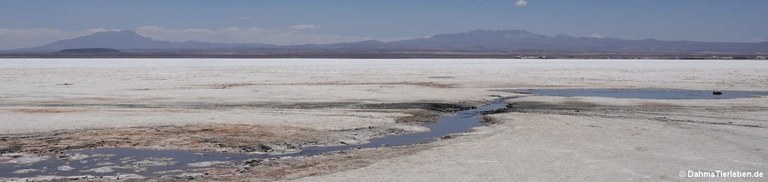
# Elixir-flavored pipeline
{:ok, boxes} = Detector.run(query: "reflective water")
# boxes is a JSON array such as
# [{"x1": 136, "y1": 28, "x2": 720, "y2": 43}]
[{"x1": 0, "y1": 100, "x2": 510, "y2": 178}]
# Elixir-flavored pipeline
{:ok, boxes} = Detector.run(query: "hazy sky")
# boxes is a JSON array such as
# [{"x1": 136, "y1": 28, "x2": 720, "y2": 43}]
[{"x1": 1, "y1": 0, "x2": 767, "y2": 49}]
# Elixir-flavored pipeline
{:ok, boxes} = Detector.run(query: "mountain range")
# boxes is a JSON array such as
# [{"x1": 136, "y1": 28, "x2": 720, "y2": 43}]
[
  {"x1": 12, "y1": 31, "x2": 274, "y2": 52},
  {"x1": 7, "y1": 29, "x2": 768, "y2": 55}
]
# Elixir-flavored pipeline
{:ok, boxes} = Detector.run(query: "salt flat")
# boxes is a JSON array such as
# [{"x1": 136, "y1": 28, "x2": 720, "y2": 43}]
[
  {"x1": 2, "y1": 59, "x2": 766, "y2": 133},
  {"x1": 1, "y1": 59, "x2": 767, "y2": 181}
]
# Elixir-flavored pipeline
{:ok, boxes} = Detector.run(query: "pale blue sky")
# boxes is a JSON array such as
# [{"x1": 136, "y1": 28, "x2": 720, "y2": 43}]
[{"x1": 0, "y1": 0, "x2": 766, "y2": 49}]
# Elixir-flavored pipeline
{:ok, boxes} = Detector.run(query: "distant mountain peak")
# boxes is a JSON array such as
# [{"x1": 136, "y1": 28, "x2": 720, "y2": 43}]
[
  {"x1": 364, "y1": 28, "x2": 768, "y2": 53},
  {"x1": 9, "y1": 28, "x2": 768, "y2": 54},
  {"x1": 467, "y1": 29, "x2": 530, "y2": 33},
  {"x1": 72, "y1": 30, "x2": 154, "y2": 42},
  {"x1": 89, "y1": 30, "x2": 144, "y2": 37},
  {"x1": 432, "y1": 29, "x2": 545, "y2": 40},
  {"x1": 13, "y1": 30, "x2": 275, "y2": 52}
]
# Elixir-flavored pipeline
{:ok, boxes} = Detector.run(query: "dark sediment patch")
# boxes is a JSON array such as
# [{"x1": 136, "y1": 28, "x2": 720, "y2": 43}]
[
  {"x1": 481, "y1": 115, "x2": 500, "y2": 125},
  {"x1": 0, "y1": 101, "x2": 477, "y2": 112},
  {"x1": 201, "y1": 81, "x2": 456, "y2": 89},
  {"x1": 428, "y1": 76, "x2": 455, "y2": 79},
  {"x1": 495, "y1": 88, "x2": 768, "y2": 99},
  {"x1": 358, "y1": 102, "x2": 476, "y2": 112},
  {"x1": 10, "y1": 108, "x2": 88, "y2": 114},
  {"x1": 507, "y1": 101, "x2": 766, "y2": 128},
  {"x1": 395, "y1": 110, "x2": 443, "y2": 125},
  {"x1": 0, "y1": 124, "x2": 336, "y2": 155}
]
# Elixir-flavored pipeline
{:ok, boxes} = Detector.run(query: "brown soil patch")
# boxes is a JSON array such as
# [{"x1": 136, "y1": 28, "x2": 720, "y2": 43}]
[
  {"x1": 0, "y1": 124, "x2": 340, "y2": 155},
  {"x1": 395, "y1": 109, "x2": 442, "y2": 125}
]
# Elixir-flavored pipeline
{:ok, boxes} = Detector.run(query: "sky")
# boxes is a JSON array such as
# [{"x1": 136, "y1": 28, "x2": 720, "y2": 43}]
[{"x1": 0, "y1": 0, "x2": 767, "y2": 49}]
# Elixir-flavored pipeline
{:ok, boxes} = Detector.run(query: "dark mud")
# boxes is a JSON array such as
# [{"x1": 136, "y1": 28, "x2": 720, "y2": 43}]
[
  {"x1": 359, "y1": 103, "x2": 476, "y2": 112},
  {"x1": 497, "y1": 89, "x2": 768, "y2": 99},
  {"x1": 200, "y1": 81, "x2": 457, "y2": 89},
  {"x1": 508, "y1": 101, "x2": 767, "y2": 128},
  {"x1": 0, "y1": 124, "x2": 335, "y2": 155},
  {"x1": 0, "y1": 101, "x2": 476, "y2": 112}
]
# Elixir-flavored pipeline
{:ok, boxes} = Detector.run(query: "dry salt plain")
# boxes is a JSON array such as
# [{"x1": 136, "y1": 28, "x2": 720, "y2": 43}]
[{"x1": 0, "y1": 59, "x2": 767, "y2": 181}]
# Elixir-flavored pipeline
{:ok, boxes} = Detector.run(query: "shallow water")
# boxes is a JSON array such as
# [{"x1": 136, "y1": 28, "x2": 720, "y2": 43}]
[
  {"x1": 496, "y1": 89, "x2": 768, "y2": 99},
  {"x1": 0, "y1": 100, "x2": 509, "y2": 179}
]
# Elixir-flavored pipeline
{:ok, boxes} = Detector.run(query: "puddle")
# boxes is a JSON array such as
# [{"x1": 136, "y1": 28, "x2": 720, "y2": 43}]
[
  {"x1": 0, "y1": 100, "x2": 510, "y2": 179},
  {"x1": 495, "y1": 89, "x2": 768, "y2": 99}
]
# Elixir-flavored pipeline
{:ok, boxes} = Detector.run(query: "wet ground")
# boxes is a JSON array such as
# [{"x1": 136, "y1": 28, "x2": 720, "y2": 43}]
[
  {"x1": 2, "y1": 59, "x2": 767, "y2": 181},
  {"x1": 0, "y1": 99, "x2": 510, "y2": 180},
  {"x1": 2, "y1": 88, "x2": 768, "y2": 180},
  {"x1": 497, "y1": 89, "x2": 768, "y2": 99}
]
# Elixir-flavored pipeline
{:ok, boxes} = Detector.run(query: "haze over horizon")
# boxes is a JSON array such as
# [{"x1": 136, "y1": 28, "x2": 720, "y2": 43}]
[{"x1": 1, "y1": 0, "x2": 767, "y2": 50}]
